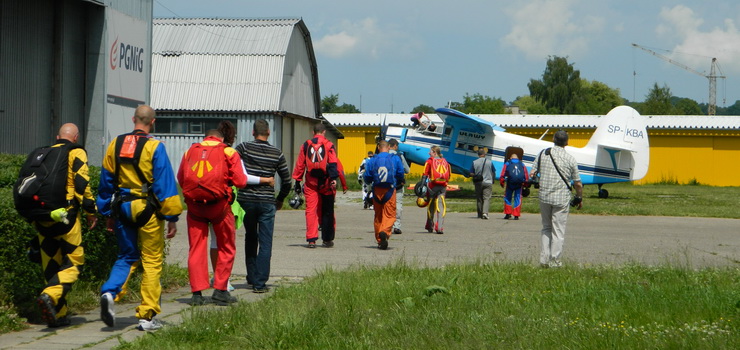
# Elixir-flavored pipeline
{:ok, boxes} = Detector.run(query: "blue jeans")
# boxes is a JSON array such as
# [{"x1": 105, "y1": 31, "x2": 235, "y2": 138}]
[{"x1": 240, "y1": 201, "x2": 276, "y2": 290}]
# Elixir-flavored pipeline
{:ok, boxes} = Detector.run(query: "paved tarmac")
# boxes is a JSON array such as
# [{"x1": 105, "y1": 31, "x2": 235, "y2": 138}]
[{"x1": 1, "y1": 191, "x2": 738, "y2": 349}]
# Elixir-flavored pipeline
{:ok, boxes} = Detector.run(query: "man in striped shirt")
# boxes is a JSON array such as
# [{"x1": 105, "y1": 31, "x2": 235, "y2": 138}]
[{"x1": 235, "y1": 119, "x2": 292, "y2": 293}]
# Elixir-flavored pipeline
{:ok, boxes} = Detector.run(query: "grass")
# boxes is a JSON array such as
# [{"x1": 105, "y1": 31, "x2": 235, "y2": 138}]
[{"x1": 118, "y1": 261, "x2": 740, "y2": 349}]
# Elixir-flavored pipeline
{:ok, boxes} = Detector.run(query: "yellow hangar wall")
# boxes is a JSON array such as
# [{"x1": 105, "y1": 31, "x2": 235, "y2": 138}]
[{"x1": 334, "y1": 126, "x2": 740, "y2": 187}]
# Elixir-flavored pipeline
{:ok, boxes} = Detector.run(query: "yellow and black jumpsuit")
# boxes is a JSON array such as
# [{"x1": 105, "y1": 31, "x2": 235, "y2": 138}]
[{"x1": 34, "y1": 139, "x2": 97, "y2": 320}]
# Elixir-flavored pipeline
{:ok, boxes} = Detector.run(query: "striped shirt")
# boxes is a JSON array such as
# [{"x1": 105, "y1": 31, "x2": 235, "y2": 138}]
[
  {"x1": 531, "y1": 146, "x2": 580, "y2": 206},
  {"x1": 234, "y1": 139, "x2": 292, "y2": 203}
]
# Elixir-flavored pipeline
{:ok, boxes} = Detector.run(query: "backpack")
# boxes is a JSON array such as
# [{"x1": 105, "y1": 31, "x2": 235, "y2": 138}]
[
  {"x1": 505, "y1": 161, "x2": 526, "y2": 187},
  {"x1": 305, "y1": 138, "x2": 329, "y2": 177},
  {"x1": 429, "y1": 158, "x2": 450, "y2": 185},
  {"x1": 371, "y1": 153, "x2": 396, "y2": 187},
  {"x1": 180, "y1": 142, "x2": 230, "y2": 203},
  {"x1": 14, "y1": 142, "x2": 81, "y2": 236},
  {"x1": 111, "y1": 132, "x2": 161, "y2": 228}
]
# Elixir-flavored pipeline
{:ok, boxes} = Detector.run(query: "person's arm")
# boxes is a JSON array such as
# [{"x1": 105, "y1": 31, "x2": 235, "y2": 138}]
[
  {"x1": 469, "y1": 162, "x2": 476, "y2": 177},
  {"x1": 499, "y1": 163, "x2": 507, "y2": 187},
  {"x1": 226, "y1": 147, "x2": 248, "y2": 188},
  {"x1": 523, "y1": 163, "x2": 530, "y2": 187},
  {"x1": 70, "y1": 148, "x2": 97, "y2": 229},
  {"x1": 292, "y1": 142, "x2": 307, "y2": 181},
  {"x1": 151, "y1": 142, "x2": 183, "y2": 220},
  {"x1": 573, "y1": 180, "x2": 583, "y2": 209},
  {"x1": 326, "y1": 142, "x2": 339, "y2": 182}
]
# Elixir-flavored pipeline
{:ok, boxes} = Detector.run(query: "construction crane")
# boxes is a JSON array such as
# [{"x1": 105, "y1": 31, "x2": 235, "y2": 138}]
[{"x1": 632, "y1": 43, "x2": 726, "y2": 115}]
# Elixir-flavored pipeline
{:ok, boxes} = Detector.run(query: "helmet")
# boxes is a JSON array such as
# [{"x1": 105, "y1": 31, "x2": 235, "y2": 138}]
[
  {"x1": 416, "y1": 196, "x2": 430, "y2": 208},
  {"x1": 522, "y1": 187, "x2": 531, "y2": 198},
  {"x1": 414, "y1": 182, "x2": 428, "y2": 198},
  {"x1": 288, "y1": 194, "x2": 304, "y2": 209}
]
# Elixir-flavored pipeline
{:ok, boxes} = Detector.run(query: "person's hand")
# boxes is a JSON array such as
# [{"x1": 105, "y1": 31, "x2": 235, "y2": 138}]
[
  {"x1": 330, "y1": 180, "x2": 337, "y2": 189},
  {"x1": 86, "y1": 214, "x2": 98, "y2": 230},
  {"x1": 166, "y1": 221, "x2": 177, "y2": 239},
  {"x1": 275, "y1": 199, "x2": 284, "y2": 211},
  {"x1": 106, "y1": 217, "x2": 116, "y2": 233},
  {"x1": 294, "y1": 181, "x2": 302, "y2": 194},
  {"x1": 265, "y1": 177, "x2": 275, "y2": 187}
]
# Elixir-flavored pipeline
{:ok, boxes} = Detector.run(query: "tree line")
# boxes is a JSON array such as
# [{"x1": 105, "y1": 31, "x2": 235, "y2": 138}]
[{"x1": 322, "y1": 56, "x2": 739, "y2": 116}]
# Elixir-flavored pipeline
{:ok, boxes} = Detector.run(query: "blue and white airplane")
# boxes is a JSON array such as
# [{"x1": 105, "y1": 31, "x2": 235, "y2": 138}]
[{"x1": 384, "y1": 106, "x2": 650, "y2": 198}]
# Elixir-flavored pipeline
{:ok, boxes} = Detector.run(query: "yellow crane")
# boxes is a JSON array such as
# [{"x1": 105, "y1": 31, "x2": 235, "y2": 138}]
[{"x1": 632, "y1": 43, "x2": 726, "y2": 115}]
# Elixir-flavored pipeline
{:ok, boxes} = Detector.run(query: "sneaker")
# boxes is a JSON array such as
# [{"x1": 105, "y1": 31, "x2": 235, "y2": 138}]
[
  {"x1": 378, "y1": 232, "x2": 388, "y2": 250},
  {"x1": 191, "y1": 294, "x2": 205, "y2": 306},
  {"x1": 436, "y1": 229, "x2": 444, "y2": 234},
  {"x1": 425, "y1": 221, "x2": 433, "y2": 233},
  {"x1": 322, "y1": 240, "x2": 334, "y2": 248},
  {"x1": 253, "y1": 287, "x2": 270, "y2": 294},
  {"x1": 51, "y1": 315, "x2": 71, "y2": 328},
  {"x1": 393, "y1": 228, "x2": 402, "y2": 235},
  {"x1": 482, "y1": 214, "x2": 489, "y2": 220},
  {"x1": 210, "y1": 277, "x2": 235, "y2": 292},
  {"x1": 307, "y1": 241, "x2": 316, "y2": 249},
  {"x1": 100, "y1": 292, "x2": 116, "y2": 327},
  {"x1": 137, "y1": 318, "x2": 163, "y2": 331},
  {"x1": 504, "y1": 214, "x2": 511, "y2": 220},
  {"x1": 549, "y1": 260, "x2": 563, "y2": 268},
  {"x1": 37, "y1": 293, "x2": 57, "y2": 327},
  {"x1": 514, "y1": 216, "x2": 519, "y2": 220},
  {"x1": 212, "y1": 289, "x2": 237, "y2": 305}
]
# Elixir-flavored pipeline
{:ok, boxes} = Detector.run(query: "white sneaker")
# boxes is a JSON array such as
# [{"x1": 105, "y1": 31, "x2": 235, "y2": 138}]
[
  {"x1": 137, "y1": 318, "x2": 163, "y2": 331},
  {"x1": 482, "y1": 214, "x2": 489, "y2": 220},
  {"x1": 210, "y1": 277, "x2": 235, "y2": 292},
  {"x1": 100, "y1": 292, "x2": 115, "y2": 327}
]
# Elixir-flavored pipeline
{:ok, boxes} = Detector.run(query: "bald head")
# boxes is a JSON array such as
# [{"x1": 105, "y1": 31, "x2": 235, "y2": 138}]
[
  {"x1": 133, "y1": 105, "x2": 156, "y2": 127},
  {"x1": 57, "y1": 123, "x2": 79, "y2": 143}
]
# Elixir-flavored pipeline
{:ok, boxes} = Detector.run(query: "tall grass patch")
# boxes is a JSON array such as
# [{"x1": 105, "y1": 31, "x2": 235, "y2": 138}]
[{"x1": 119, "y1": 262, "x2": 740, "y2": 349}]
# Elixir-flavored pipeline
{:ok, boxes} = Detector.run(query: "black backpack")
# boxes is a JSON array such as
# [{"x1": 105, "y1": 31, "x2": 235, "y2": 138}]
[{"x1": 14, "y1": 142, "x2": 81, "y2": 235}]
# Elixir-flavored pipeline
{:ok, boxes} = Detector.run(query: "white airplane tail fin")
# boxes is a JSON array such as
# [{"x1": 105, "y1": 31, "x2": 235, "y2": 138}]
[{"x1": 585, "y1": 106, "x2": 649, "y2": 181}]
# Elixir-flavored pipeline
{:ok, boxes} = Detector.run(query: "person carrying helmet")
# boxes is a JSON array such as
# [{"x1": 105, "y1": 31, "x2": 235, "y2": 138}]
[
  {"x1": 363, "y1": 140, "x2": 405, "y2": 250},
  {"x1": 234, "y1": 119, "x2": 292, "y2": 294},
  {"x1": 292, "y1": 123, "x2": 339, "y2": 248},
  {"x1": 423, "y1": 146, "x2": 451, "y2": 234}
]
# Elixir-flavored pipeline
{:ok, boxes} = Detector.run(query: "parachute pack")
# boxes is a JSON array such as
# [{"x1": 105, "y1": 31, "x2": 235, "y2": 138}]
[
  {"x1": 429, "y1": 158, "x2": 450, "y2": 185},
  {"x1": 505, "y1": 161, "x2": 526, "y2": 187},
  {"x1": 14, "y1": 143, "x2": 81, "y2": 235},
  {"x1": 180, "y1": 142, "x2": 230, "y2": 203},
  {"x1": 305, "y1": 138, "x2": 328, "y2": 177},
  {"x1": 370, "y1": 153, "x2": 396, "y2": 187}
]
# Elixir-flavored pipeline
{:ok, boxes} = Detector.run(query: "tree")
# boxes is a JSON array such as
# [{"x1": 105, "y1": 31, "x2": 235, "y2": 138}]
[
  {"x1": 575, "y1": 80, "x2": 623, "y2": 114},
  {"x1": 321, "y1": 94, "x2": 360, "y2": 113},
  {"x1": 512, "y1": 95, "x2": 547, "y2": 114},
  {"x1": 449, "y1": 93, "x2": 506, "y2": 114},
  {"x1": 411, "y1": 104, "x2": 436, "y2": 114},
  {"x1": 725, "y1": 100, "x2": 740, "y2": 115},
  {"x1": 674, "y1": 97, "x2": 702, "y2": 115},
  {"x1": 528, "y1": 56, "x2": 582, "y2": 114},
  {"x1": 640, "y1": 83, "x2": 676, "y2": 115}
]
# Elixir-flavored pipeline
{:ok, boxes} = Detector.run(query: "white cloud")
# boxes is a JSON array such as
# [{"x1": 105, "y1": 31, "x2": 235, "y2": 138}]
[
  {"x1": 501, "y1": 0, "x2": 605, "y2": 61},
  {"x1": 657, "y1": 5, "x2": 740, "y2": 74},
  {"x1": 313, "y1": 18, "x2": 422, "y2": 60}
]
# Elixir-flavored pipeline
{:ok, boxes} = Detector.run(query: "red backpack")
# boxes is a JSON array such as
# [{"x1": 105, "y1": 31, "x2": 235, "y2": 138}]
[
  {"x1": 305, "y1": 138, "x2": 329, "y2": 177},
  {"x1": 180, "y1": 142, "x2": 230, "y2": 203},
  {"x1": 429, "y1": 158, "x2": 451, "y2": 185}
]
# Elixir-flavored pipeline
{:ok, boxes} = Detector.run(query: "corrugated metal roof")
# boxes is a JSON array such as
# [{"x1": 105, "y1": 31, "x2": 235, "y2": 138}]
[
  {"x1": 153, "y1": 18, "x2": 299, "y2": 55},
  {"x1": 323, "y1": 113, "x2": 740, "y2": 130}
]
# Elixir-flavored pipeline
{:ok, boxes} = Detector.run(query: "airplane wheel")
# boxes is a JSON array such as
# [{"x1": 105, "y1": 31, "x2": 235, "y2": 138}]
[{"x1": 598, "y1": 189, "x2": 609, "y2": 198}]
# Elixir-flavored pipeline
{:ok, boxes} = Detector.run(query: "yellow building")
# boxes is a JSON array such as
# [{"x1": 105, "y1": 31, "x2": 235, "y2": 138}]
[{"x1": 325, "y1": 113, "x2": 740, "y2": 187}]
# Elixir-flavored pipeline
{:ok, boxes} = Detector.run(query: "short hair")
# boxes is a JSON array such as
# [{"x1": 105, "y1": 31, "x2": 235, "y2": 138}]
[
  {"x1": 134, "y1": 105, "x2": 156, "y2": 126},
  {"x1": 377, "y1": 140, "x2": 389, "y2": 150},
  {"x1": 367, "y1": 151, "x2": 374, "y2": 156},
  {"x1": 477, "y1": 148, "x2": 486, "y2": 156},
  {"x1": 253, "y1": 119, "x2": 270, "y2": 136},
  {"x1": 206, "y1": 129, "x2": 223, "y2": 138},
  {"x1": 313, "y1": 123, "x2": 326, "y2": 134},
  {"x1": 388, "y1": 138, "x2": 399, "y2": 147},
  {"x1": 553, "y1": 130, "x2": 569, "y2": 147}
]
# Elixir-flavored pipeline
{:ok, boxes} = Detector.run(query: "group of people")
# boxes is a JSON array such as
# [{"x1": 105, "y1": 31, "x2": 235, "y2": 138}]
[{"x1": 21, "y1": 105, "x2": 583, "y2": 331}]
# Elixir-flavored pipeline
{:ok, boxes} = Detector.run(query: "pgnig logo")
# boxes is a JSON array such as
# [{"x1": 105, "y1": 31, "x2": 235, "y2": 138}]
[{"x1": 109, "y1": 37, "x2": 144, "y2": 72}]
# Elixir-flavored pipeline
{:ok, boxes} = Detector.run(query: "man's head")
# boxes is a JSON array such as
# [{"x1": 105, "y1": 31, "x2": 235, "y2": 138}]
[
  {"x1": 253, "y1": 119, "x2": 270, "y2": 137},
  {"x1": 477, "y1": 148, "x2": 486, "y2": 157},
  {"x1": 388, "y1": 138, "x2": 399, "y2": 150},
  {"x1": 133, "y1": 105, "x2": 156, "y2": 127},
  {"x1": 205, "y1": 129, "x2": 224, "y2": 141},
  {"x1": 377, "y1": 140, "x2": 389, "y2": 152},
  {"x1": 367, "y1": 151, "x2": 374, "y2": 158},
  {"x1": 313, "y1": 122, "x2": 326, "y2": 135},
  {"x1": 553, "y1": 130, "x2": 569, "y2": 147},
  {"x1": 57, "y1": 123, "x2": 79, "y2": 143}
]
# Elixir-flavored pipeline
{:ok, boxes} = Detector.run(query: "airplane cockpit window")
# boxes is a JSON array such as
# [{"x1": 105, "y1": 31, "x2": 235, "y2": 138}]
[{"x1": 443, "y1": 126, "x2": 452, "y2": 137}]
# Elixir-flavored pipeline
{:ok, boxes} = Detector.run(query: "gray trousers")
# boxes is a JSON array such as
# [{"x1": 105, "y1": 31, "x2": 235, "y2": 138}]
[
  {"x1": 393, "y1": 188, "x2": 403, "y2": 230},
  {"x1": 474, "y1": 182, "x2": 492, "y2": 218},
  {"x1": 539, "y1": 202, "x2": 570, "y2": 266}
]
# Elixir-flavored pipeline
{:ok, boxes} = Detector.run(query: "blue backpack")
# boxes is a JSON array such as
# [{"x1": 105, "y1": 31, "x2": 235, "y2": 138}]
[
  {"x1": 371, "y1": 153, "x2": 396, "y2": 188},
  {"x1": 505, "y1": 160, "x2": 526, "y2": 187}
]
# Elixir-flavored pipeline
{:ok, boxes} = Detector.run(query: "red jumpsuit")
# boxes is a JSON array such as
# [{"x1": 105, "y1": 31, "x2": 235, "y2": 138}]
[{"x1": 292, "y1": 134, "x2": 339, "y2": 242}]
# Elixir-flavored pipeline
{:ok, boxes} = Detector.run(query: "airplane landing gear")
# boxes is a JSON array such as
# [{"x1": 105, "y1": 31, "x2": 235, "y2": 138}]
[{"x1": 597, "y1": 184, "x2": 609, "y2": 198}]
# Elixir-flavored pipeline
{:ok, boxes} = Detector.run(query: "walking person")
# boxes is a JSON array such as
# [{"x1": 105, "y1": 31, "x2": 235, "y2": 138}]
[
  {"x1": 235, "y1": 119, "x2": 292, "y2": 293},
  {"x1": 358, "y1": 151, "x2": 374, "y2": 209},
  {"x1": 469, "y1": 148, "x2": 495, "y2": 220},
  {"x1": 96, "y1": 105, "x2": 183, "y2": 331},
  {"x1": 423, "y1": 146, "x2": 451, "y2": 234},
  {"x1": 317, "y1": 158, "x2": 348, "y2": 247},
  {"x1": 178, "y1": 129, "x2": 266, "y2": 305},
  {"x1": 530, "y1": 130, "x2": 583, "y2": 268},
  {"x1": 292, "y1": 123, "x2": 339, "y2": 248},
  {"x1": 16, "y1": 123, "x2": 98, "y2": 327},
  {"x1": 500, "y1": 153, "x2": 529, "y2": 220},
  {"x1": 388, "y1": 139, "x2": 409, "y2": 234},
  {"x1": 363, "y1": 140, "x2": 405, "y2": 249}
]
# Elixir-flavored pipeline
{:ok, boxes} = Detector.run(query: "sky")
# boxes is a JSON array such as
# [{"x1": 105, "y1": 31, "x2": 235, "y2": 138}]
[{"x1": 153, "y1": 0, "x2": 740, "y2": 114}]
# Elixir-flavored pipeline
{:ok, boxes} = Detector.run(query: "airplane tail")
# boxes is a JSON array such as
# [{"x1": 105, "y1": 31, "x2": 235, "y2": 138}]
[{"x1": 584, "y1": 106, "x2": 649, "y2": 181}]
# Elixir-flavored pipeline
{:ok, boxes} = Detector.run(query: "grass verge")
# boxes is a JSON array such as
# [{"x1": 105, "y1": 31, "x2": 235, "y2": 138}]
[{"x1": 117, "y1": 261, "x2": 740, "y2": 349}]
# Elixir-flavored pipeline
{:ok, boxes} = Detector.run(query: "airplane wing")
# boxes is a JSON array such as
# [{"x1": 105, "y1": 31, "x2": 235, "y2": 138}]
[{"x1": 435, "y1": 108, "x2": 506, "y2": 133}]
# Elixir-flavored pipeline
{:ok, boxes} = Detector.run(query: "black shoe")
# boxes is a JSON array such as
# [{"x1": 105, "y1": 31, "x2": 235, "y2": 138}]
[
  {"x1": 191, "y1": 294, "x2": 205, "y2": 306},
  {"x1": 436, "y1": 230, "x2": 444, "y2": 234},
  {"x1": 378, "y1": 232, "x2": 388, "y2": 250},
  {"x1": 504, "y1": 214, "x2": 511, "y2": 220},
  {"x1": 37, "y1": 293, "x2": 57, "y2": 327},
  {"x1": 212, "y1": 289, "x2": 237, "y2": 305},
  {"x1": 50, "y1": 315, "x2": 71, "y2": 328},
  {"x1": 514, "y1": 216, "x2": 519, "y2": 220},
  {"x1": 307, "y1": 241, "x2": 316, "y2": 248},
  {"x1": 393, "y1": 228, "x2": 402, "y2": 235},
  {"x1": 253, "y1": 287, "x2": 270, "y2": 294},
  {"x1": 322, "y1": 240, "x2": 334, "y2": 248}
]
